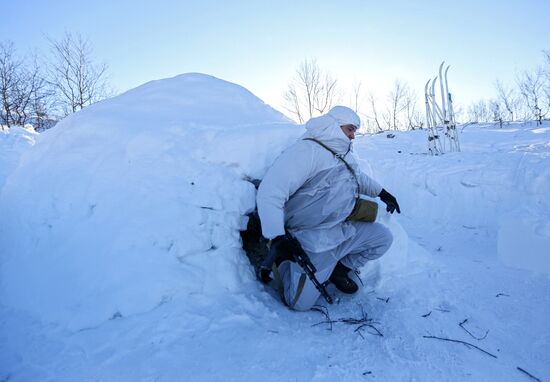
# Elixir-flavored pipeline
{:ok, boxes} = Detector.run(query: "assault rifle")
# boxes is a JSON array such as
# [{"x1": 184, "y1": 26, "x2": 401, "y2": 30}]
[{"x1": 260, "y1": 232, "x2": 333, "y2": 305}]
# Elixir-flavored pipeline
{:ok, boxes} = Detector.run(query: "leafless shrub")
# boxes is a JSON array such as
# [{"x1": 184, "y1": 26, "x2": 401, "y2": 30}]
[
  {"x1": 47, "y1": 32, "x2": 112, "y2": 117},
  {"x1": 0, "y1": 41, "x2": 49, "y2": 128},
  {"x1": 283, "y1": 58, "x2": 339, "y2": 123},
  {"x1": 516, "y1": 66, "x2": 547, "y2": 125}
]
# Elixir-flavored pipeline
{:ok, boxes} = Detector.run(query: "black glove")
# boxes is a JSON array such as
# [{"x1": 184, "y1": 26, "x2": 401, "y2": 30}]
[
  {"x1": 269, "y1": 235, "x2": 298, "y2": 263},
  {"x1": 259, "y1": 235, "x2": 298, "y2": 283},
  {"x1": 378, "y1": 188, "x2": 401, "y2": 214}
]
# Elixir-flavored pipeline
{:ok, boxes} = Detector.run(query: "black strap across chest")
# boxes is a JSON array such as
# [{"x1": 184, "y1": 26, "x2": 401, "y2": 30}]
[{"x1": 302, "y1": 138, "x2": 360, "y2": 192}]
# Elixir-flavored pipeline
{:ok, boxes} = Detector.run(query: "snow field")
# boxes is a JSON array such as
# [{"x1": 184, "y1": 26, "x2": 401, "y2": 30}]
[
  {"x1": 0, "y1": 74, "x2": 549, "y2": 381},
  {"x1": 358, "y1": 125, "x2": 550, "y2": 275}
]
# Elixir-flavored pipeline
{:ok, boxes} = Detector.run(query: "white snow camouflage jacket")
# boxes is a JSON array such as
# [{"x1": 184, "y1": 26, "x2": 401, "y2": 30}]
[{"x1": 257, "y1": 106, "x2": 383, "y2": 253}]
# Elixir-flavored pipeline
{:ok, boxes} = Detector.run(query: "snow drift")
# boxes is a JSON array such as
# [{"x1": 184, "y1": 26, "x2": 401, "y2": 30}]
[{"x1": 0, "y1": 73, "x2": 299, "y2": 330}]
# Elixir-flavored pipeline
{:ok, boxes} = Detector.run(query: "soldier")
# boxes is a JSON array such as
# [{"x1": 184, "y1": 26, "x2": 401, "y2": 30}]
[{"x1": 257, "y1": 106, "x2": 400, "y2": 310}]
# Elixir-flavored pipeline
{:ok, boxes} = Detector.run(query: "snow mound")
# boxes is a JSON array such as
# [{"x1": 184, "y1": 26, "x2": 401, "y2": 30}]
[{"x1": 0, "y1": 73, "x2": 299, "y2": 330}]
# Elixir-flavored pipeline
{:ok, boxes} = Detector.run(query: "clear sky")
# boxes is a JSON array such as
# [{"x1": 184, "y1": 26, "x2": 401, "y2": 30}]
[{"x1": 2, "y1": 0, "x2": 549, "y2": 114}]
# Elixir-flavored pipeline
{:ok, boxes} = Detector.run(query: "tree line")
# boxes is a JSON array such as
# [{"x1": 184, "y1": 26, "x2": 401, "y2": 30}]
[
  {"x1": 283, "y1": 58, "x2": 422, "y2": 133},
  {"x1": 3, "y1": 36, "x2": 548, "y2": 133},
  {"x1": 284, "y1": 53, "x2": 550, "y2": 132},
  {"x1": 0, "y1": 32, "x2": 111, "y2": 131},
  {"x1": 468, "y1": 51, "x2": 550, "y2": 125}
]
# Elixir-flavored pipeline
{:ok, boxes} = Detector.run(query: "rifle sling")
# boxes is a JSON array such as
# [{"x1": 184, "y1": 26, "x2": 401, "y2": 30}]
[
  {"x1": 290, "y1": 274, "x2": 307, "y2": 309},
  {"x1": 303, "y1": 138, "x2": 360, "y2": 197},
  {"x1": 272, "y1": 262, "x2": 308, "y2": 309}
]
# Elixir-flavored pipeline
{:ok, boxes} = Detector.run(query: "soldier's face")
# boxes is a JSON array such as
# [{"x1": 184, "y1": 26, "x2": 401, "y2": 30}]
[{"x1": 340, "y1": 124, "x2": 357, "y2": 140}]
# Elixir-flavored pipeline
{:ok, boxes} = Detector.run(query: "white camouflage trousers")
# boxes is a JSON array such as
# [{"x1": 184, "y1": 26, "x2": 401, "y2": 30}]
[{"x1": 277, "y1": 221, "x2": 393, "y2": 311}]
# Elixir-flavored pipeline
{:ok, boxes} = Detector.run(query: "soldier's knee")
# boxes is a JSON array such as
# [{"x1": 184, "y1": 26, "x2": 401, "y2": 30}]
[
  {"x1": 374, "y1": 224, "x2": 393, "y2": 258},
  {"x1": 382, "y1": 226, "x2": 393, "y2": 248}
]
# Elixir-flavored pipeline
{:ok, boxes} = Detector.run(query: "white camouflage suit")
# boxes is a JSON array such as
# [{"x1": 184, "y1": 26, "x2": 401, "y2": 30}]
[{"x1": 257, "y1": 106, "x2": 393, "y2": 310}]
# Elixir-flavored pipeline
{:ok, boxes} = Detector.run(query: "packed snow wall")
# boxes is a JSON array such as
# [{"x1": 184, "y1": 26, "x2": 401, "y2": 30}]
[{"x1": 0, "y1": 73, "x2": 300, "y2": 330}]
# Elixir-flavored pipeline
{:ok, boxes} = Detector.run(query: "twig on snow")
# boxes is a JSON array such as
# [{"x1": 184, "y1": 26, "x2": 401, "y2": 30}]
[
  {"x1": 496, "y1": 293, "x2": 510, "y2": 298},
  {"x1": 312, "y1": 305, "x2": 383, "y2": 337},
  {"x1": 422, "y1": 311, "x2": 432, "y2": 318},
  {"x1": 311, "y1": 320, "x2": 337, "y2": 330},
  {"x1": 423, "y1": 335, "x2": 498, "y2": 359},
  {"x1": 311, "y1": 305, "x2": 333, "y2": 331},
  {"x1": 517, "y1": 366, "x2": 542, "y2": 382},
  {"x1": 355, "y1": 323, "x2": 383, "y2": 337},
  {"x1": 353, "y1": 304, "x2": 382, "y2": 337},
  {"x1": 359, "y1": 303, "x2": 366, "y2": 317},
  {"x1": 341, "y1": 307, "x2": 383, "y2": 338},
  {"x1": 459, "y1": 318, "x2": 489, "y2": 340}
]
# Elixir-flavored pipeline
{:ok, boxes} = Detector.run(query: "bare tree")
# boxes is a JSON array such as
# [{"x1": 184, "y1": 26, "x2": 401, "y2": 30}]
[
  {"x1": 542, "y1": 50, "x2": 550, "y2": 117},
  {"x1": 383, "y1": 80, "x2": 410, "y2": 130},
  {"x1": 351, "y1": 80, "x2": 362, "y2": 113},
  {"x1": 543, "y1": 50, "x2": 550, "y2": 81},
  {"x1": 403, "y1": 86, "x2": 421, "y2": 130},
  {"x1": 516, "y1": 67, "x2": 547, "y2": 125},
  {"x1": 283, "y1": 58, "x2": 338, "y2": 123},
  {"x1": 494, "y1": 79, "x2": 520, "y2": 121},
  {"x1": 14, "y1": 55, "x2": 50, "y2": 126},
  {"x1": 47, "y1": 32, "x2": 111, "y2": 117},
  {"x1": 452, "y1": 104, "x2": 465, "y2": 123},
  {"x1": 27, "y1": 56, "x2": 52, "y2": 130},
  {"x1": 0, "y1": 41, "x2": 21, "y2": 127},
  {"x1": 314, "y1": 74, "x2": 338, "y2": 115},
  {"x1": 489, "y1": 99, "x2": 505, "y2": 127},
  {"x1": 467, "y1": 99, "x2": 491, "y2": 122},
  {"x1": 283, "y1": 84, "x2": 303, "y2": 124},
  {"x1": 0, "y1": 42, "x2": 49, "y2": 128},
  {"x1": 367, "y1": 92, "x2": 383, "y2": 132}
]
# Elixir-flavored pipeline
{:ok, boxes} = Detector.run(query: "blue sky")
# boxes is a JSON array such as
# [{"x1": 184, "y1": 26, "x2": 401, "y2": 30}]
[{"x1": 2, "y1": 0, "x2": 549, "y2": 113}]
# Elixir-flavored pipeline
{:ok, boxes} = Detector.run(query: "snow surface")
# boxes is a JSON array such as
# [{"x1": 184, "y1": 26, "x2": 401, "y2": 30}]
[
  {"x1": 0, "y1": 126, "x2": 37, "y2": 190},
  {"x1": 1, "y1": 74, "x2": 549, "y2": 381}
]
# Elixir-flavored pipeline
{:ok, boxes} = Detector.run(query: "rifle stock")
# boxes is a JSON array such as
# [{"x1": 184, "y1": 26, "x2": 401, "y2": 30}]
[
  {"x1": 258, "y1": 233, "x2": 333, "y2": 305},
  {"x1": 285, "y1": 233, "x2": 333, "y2": 305}
]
